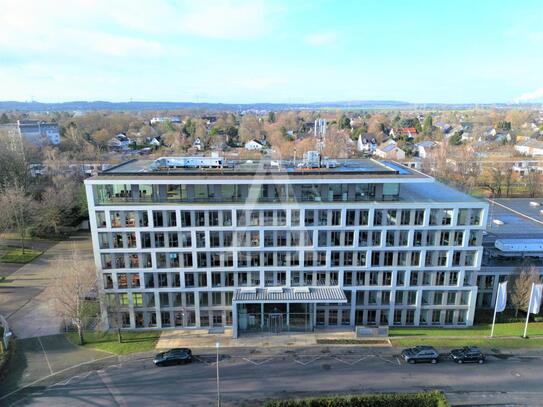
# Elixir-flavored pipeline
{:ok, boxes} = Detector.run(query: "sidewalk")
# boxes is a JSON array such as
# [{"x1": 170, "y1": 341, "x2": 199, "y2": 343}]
[{"x1": 156, "y1": 328, "x2": 391, "y2": 350}]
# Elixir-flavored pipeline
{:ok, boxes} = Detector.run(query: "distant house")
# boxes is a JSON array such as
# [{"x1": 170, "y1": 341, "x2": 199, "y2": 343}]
[
  {"x1": 512, "y1": 160, "x2": 543, "y2": 176},
  {"x1": 390, "y1": 127, "x2": 418, "y2": 139},
  {"x1": 15, "y1": 120, "x2": 60, "y2": 145},
  {"x1": 401, "y1": 157, "x2": 423, "y2": 170},
  {"x1": 193, "y1": 137, "x2": 202, "y2": 151},
  {"x1": 435, "y1": 122, "x2": 452, "y2": 134},
  {"x1": 515, "y1": 139, "x2": 543, "y2": 157},
  {"x1": 415, "y1": 140, "x2": 439, "y2": 159},
  {"x1": 148, "y1": 137, "x2": 161, "y2": 147},
  {"x1": 244, "y1": 139, "x2": 264, "y2": 151},
  {"x1": 375, "y1": 140, "x2": 406, "y2": 160},
  {"x1": 107, "y1": 133, "x2": 134, "y2": 152},
  {"x1": 357, "y1": 134, "x2": 377, "y2": 154},
  {"x1": 150, "y1": 116, "x2": 181, "y2": 125}
]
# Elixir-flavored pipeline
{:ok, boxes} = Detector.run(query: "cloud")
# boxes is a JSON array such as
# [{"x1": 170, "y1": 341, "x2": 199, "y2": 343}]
[
  {"x1": 305, "y1": 32, "x2": 338, "y2": 46},
  {"x1": 515, "y1": 88, "x2": 543, "y2": 103},
  {"x1": 180, "y1": 0, "x2": 276, "y2": 39}
]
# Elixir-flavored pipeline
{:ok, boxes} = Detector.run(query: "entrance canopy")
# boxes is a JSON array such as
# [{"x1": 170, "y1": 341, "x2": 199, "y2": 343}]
[{"x1": 233, "y1": 287, "x2": 347, "y2": 304}]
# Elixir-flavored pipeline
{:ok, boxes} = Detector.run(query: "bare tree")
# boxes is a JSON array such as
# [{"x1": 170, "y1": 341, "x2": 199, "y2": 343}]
[
  {"x1": 510, "y1": 266, "x2": 541, "y2": 316},
  {"x1": 0, "y1": 183, "x2": 35, "y2": 253},
  {"x1": 48, "y1": 249, "x2": 98, "y2": 345},
  {"x1": 102, "y1": 293, "x2": 125, "y2": 343},
  {"x1": 525, "y1": 171, "x2": 541, "y2": 198}
]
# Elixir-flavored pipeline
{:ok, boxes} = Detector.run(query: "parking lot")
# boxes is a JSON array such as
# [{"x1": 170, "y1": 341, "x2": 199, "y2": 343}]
[{"x1": 8, "y1": 346, "x2": 543, "y2": 407}]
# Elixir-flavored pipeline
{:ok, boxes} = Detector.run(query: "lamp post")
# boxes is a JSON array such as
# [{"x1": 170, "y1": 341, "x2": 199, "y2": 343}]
[{"x1": 216, "y1": 341, "x2": 220, "y2": 407}]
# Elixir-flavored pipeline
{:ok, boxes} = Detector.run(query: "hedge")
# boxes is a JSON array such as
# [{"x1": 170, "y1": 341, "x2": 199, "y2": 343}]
[{"x1": 264, "y1": 391, "x2": 449, "y2": 407}]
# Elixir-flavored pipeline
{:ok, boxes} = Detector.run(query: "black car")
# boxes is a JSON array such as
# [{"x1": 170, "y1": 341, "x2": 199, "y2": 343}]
[
  {"x1": 401, "y1": 346, "x2": 440, "y2": 364},
  {"x1": 153, "y1": 348, "x2": 193, "y2": 367},
  {"x1": 449, "y1": 346, "x2": 485, "y2": 364}
]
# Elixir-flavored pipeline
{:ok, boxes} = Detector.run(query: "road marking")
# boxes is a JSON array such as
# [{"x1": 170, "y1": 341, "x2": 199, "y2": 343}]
[
  {"x1": 396, "y1": 357, "x2": 401, "y2": 365},
  {"x1": 333, "y1": 356, "x2": 368, "y2": 366},
  {"x1": 242, "y1": 357, "x2": 274, "y2": 365},
  {"x1": 294, "y1": 356, "x2": 323, "y2": 366},
  {"x1": 0, "y1": 354, "x2": 117, "y2": 402},
  {"x1": 37, "y1": 337, "x2": 54, "y2": 375}
]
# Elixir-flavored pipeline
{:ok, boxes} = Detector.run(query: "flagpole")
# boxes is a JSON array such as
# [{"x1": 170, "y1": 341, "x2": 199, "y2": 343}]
[
  {"x1": 490, "y1": 295, "x2": 498, "y2": 338},
  {"x1": 523, "y1": 283, "x2": 534, "y2": 338}
]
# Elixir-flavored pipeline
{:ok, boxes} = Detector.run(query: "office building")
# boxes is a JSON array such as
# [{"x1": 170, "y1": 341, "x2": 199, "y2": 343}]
[{"x1": 85, "y1": 155, "x2": 488, "y2": 337}]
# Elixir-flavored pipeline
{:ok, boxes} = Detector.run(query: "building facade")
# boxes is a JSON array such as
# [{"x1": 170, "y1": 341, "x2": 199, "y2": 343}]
[{"x1": 85, "y1": 156, "x2": 488, "y2": 337}]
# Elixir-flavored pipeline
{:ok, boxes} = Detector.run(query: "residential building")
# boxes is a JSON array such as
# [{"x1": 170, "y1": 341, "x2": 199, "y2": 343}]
[
  {"x1": 357, "y1": 134, "x2": 377, "y2": 154},
  {"x1": 515, "y1": 139, "x2": 543, "y2": 157},
  {"x1": 415, "y1": 140, "x2": 439, "y2": 159},
  {"x1": 85, "y1": 155, "x2": 488, "y2": 336},
  {"x1": 6, "y1": 120, "x2": 61, "y2": 145},
  {"x1": 150, "y1": 116, "x2": 181, "y2": 125},
  {"x1": 244, "y1": 139, "x2": 264, "y2": 151},
  {"x1": 375, "y1": 140, "x2": 406, "y2": 160},
  {"x1": 108, "y1": 133, "x2": 134, "y2": 152}
]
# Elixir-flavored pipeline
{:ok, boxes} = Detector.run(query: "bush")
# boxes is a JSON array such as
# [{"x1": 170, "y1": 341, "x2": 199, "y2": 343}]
[
  {"x1": 474, "y1": 309, "x2": 526, "y2": 324},
  {"x1": 264, "y1": 391, "x2": 449, "y2": 407}
]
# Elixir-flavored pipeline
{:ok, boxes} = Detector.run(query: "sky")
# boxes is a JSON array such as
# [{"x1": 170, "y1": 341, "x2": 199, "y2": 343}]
[{"x1": 0, "y1": 0, "x2": 543, "y2": 104}]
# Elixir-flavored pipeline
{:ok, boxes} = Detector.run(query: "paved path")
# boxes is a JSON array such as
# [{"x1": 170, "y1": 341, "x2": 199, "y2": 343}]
[
  {"x1": 0, "y1": 234, "x2": 92, "y2": 339},
  {"x1": 6, "y1": 346, "x2": 543, "y2": 406}
]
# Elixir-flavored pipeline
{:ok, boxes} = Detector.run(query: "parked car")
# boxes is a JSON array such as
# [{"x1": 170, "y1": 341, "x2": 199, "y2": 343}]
[
  {"x1": 449, "y1": 346, "x2": 485, "y2": 364},
  {"x1": 401, "y1": 346, "x2": 439, "y2": 364},
  {"x1": 153, "y1": 348, "x2": 193, "y2": 367}
]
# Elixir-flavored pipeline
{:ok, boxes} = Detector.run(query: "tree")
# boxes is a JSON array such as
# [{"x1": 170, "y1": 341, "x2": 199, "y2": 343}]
[
  {"x1": 525, "y1": 171, "x2": 542, "y2": 198},
  {"x1": 268, "y1": 111, "x2": 276, "y2": 123},
  {"x1": 0, "y1": 184, "x2": 35, "y2": 253},
  {"x1": 448, "y1": 131, "x2": 463, "y2": 146},
  {"x1": 510, "y1": 266, "x2": 540, "y2": 317},
  {"x1": 48, "y1": 249, "x2": 97, "y2": 345},
  {"x1": 422, "y1": 116, "x2": 435, "y2": 135},
  {"x1": 338, "y1": 114, "x2": 351, "y2": 130},
  {"x1": 0, "y1": 113, "x2": 9, "y2": 124}
]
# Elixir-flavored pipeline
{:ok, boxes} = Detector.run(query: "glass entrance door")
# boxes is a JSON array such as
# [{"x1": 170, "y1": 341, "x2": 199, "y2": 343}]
[{"x1": 269, "y1": 313, "x2": 283, "y2": 334}]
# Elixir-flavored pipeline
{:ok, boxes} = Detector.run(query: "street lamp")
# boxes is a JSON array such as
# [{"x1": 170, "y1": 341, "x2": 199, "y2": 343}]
[{"x1": 216, "y1": 341, "x2": 220, "y2": 407}]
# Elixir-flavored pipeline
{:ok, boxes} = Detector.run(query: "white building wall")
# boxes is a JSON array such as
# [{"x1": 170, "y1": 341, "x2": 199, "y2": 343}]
[{"x1": 85, "y1": 177, "x2": 488, "y2": 332}]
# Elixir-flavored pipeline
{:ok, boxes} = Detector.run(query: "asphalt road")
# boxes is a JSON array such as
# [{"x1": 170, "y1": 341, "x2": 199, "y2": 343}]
[{"x1": 8, "y1": 348, "x2": 543, "y2": 407}]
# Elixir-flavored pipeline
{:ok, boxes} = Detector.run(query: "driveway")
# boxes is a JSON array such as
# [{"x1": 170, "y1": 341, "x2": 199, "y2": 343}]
[{"x1": 0, "y1": 234, "x2": 93, "y2": 339}]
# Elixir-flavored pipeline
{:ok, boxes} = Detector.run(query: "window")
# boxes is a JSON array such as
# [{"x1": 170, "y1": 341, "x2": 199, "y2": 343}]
[{"x1": 304, "y1": 210, "x2": 315, "y2": 226}]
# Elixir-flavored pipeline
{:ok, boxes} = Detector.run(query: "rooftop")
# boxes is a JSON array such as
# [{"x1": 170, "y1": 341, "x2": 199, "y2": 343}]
[
  {"x1": 486, "y1": 198, "x2": 543, "y2": 239},
  {"x1": 98, "y1": 156, "x2": 428, "y2": 180}
]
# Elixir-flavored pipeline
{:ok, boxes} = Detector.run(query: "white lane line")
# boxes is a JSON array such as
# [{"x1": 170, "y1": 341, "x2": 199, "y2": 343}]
[
  {"x1": 396, "y1": 357, "x2": 401, "y2": 365},
  {"x1": 294, "y1": 356, "x2": 323, "y2": 366},
  {"x1": 37, "y1": 337, "x2": 54, "y2": 375},
  {"x1": 242, "y1": 357, "x2": 273, "y2": 365},
  {"x1": 0, "y1": 354, "x2": 117, "y2": 402},
  {"x1": 333, "y1": 356, "x2": 368, "y2": 366}
]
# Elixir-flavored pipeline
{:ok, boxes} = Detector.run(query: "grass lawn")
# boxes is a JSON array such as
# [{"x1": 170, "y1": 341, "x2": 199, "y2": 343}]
[
  {"x1": 65, "y1": 330, "x2": 162, "y2": 355},
  {"x1": 389, "y1": 322, "x2": 543, "y2": 338},
  {"x1": 0, "y1": 248, "x2": 43, "y2": 263},
  {"x1": 390, "y1": 337, "x2": 543, "y2": 348}
]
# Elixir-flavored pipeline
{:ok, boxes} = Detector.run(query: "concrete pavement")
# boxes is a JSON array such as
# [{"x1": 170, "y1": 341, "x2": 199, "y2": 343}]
[
  {"x1": 7, "y1": 346, "x2": 543, "y2": 406},
  {"x1": 0, "y1": 234, "x2": 93, "y2": 339}
]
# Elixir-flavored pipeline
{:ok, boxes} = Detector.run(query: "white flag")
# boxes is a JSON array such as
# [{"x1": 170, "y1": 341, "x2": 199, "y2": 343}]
[
  {"x1": 495, "y1": 281, "x2": 508, "y2": 312},
  {"x1": 529, "y1": 284, "x2": 543, "y2": 314}
]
